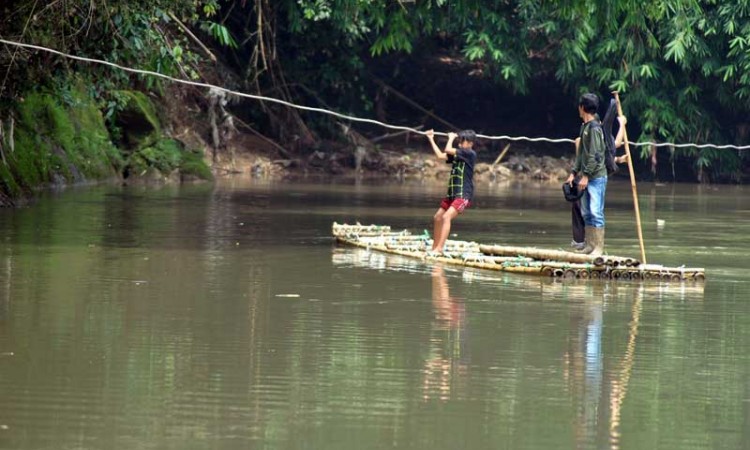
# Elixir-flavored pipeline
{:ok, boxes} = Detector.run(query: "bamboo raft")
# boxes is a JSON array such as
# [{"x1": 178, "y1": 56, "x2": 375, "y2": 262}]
[{"x1": 332, "y1": 222, "x2": 706, "y2": 282}]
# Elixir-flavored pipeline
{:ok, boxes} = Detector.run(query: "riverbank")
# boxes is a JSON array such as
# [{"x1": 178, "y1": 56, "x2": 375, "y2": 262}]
[
  {"x1": 156, "y1": 78, "x2": 577, "y2": 184},
  {"x1": 0, "y1": 79, "x2": 577, "y2": 209},
  {"x1": 214, "y1": 147, "x2": 575, "y2": 183}
]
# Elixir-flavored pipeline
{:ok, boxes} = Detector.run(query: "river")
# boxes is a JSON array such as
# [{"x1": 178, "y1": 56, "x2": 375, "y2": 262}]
[{"x1": 0, "y1": 177, "x2": 748, "y2": 450}]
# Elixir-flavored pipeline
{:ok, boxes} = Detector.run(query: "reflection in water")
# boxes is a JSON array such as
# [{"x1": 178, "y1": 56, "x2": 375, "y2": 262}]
[
  {"x1": 0, "y1": 246, "x2": 9, "y2": 358},
  {"x1": 560, "y1": 283, "x2": 645, "y2": 450},
  {"x1": 331, "y1": 245, "x2": 705, "y2": 445},
  {"x1": 0, "y1": 246, "x2": 9, "y2": 322},
  {"x1": 331, "y1": 247, "x2": 429, "y2": 275},
  {"x1": 562, "y1": 283, "x2": 606, "y2": 449},
  {"x1": 558, "y1": 282, "x2": 665, "y2": 450},
  {"x1": 333, "y1": 246, "x2": 706, "y2": 306},
  {"x1": 609, "y1": 285, "x2": 643, "y2": 450},
  {"x1": 102, "y1": 190, "x2": 145, "y2": 248},
  {"x1": 423, "y1": 266, "x2": 468, "y2": 402}
]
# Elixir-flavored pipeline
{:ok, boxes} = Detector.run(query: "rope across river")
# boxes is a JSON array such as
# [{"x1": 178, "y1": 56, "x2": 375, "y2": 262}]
[{"x1": 2, "y1": 38, "x2": 748, "y2": 150}]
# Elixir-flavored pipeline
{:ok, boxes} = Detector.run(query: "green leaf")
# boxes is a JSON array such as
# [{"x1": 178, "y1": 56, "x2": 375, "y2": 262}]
[{"x1": 664, "y1": 38, "x2": 685, "y2": 63}]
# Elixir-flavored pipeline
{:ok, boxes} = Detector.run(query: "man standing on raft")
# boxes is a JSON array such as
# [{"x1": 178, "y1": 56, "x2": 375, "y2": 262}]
[
  {"x1": 566, "y1": 93, "x2": 608, "y2": 256},
  {"x1": 425, "y1": 129, "x2": 477, "y2": 257}
]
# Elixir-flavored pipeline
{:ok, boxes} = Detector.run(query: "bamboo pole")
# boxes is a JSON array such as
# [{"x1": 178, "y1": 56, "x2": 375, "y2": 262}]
[
  {"x1": 613, "y1": 92, "x2": 647, "y2": 264},
  {"x1": 332, "y1": 223, "x2": 394, "y2": 236},
  {"x1": 0, "y1": 119, "x2": 5, "y2": 165},
  {"x1": 355, "y1": 239, "x2": 405, "y2": 248},
  {"x1": 479, "y1": 244, "x2": 635, "y2": 267},
  {"x1": 8, "y1": 117, "x2": 13, "y2": 153},
  {"x1": 500, "y1": 260, "x2": 597, "y2": 270},
  {"x1": 168, "y1": 12, "x2": 217, "y2": 63},
  {"x1": 369, "y1": 75, "x2": 460, "y2": 131},
  {"x1": 467, "y1": 261, "x2": 505, "y2": 271},
  {"x1": 492, "y1": 144, "x2": 511, "y2": 166},
  {"x1": 499, "y1": 266, "x2": 544, "y2": 275},
  {"x1": 478, "y1": 256, "x2": 534, "y2": 264},
  {"x1": 234, "y1": 116, "x2": 292, "y2": 158}
]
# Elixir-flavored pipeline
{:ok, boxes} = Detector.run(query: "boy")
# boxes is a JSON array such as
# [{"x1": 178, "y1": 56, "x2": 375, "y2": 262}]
[{"x1": 425, "y1": 129, "x2": 477, "y2": 256}]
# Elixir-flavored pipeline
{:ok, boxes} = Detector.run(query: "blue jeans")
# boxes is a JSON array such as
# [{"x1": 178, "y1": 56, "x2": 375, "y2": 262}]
[{"x1": 580, "y1": 176, "x2": 607, "y2": 227}]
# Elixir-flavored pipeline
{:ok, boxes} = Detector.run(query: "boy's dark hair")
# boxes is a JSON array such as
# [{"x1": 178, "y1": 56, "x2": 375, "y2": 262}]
[
  {"x1": 457, "y1": 129, "x2": 476, "y2": 144},
  {"x1": 578, "y1": 93, "x2": 599, "y2": 114}
]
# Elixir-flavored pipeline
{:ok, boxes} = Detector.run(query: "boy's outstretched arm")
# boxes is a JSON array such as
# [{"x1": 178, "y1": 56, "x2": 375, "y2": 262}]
[
  {"x1": 614, "y1": 115, "x2": 627, "y2": 147},
  {"x1": 426, "y1": 130, "x2": 455, "y2": 160},
  {"x1": 444, "y1": 132, "x2": 458, "y2": 156},
  {"x1": 614, "y1": 115, "x2": 629, "y2": 164}
]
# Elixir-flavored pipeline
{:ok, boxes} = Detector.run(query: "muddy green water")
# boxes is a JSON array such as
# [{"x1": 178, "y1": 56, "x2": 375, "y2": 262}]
[{"x1": 0, "y1": 178, "x2": 748, "y2": 450}]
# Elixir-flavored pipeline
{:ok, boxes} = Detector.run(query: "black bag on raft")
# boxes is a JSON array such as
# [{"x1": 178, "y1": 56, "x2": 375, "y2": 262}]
[{"x1": 562, "y1": 178, "x2": 585, "y2": 202}]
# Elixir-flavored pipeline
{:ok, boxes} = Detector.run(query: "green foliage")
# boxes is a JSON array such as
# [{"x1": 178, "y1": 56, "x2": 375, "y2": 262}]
[
  {"x1": 0, "y1": 1, "x2": 224, "y2": 200},
  {"x1": 203, "y1": 22, "x2": 238, "y2": 48},
  {"x1": 0, "y1": 0, "x2": 210, "y2": 98},
  {"x1": 9, "y1": 123, "x2": 51, "y2": 188},
  {"x1": 4, "y1": 0, "x2": 750, "y2": 182},
  {"x1": 0, "y1": 163, "x2": 20, "y2": 197},
  {"x1": 253, "y1": 0, "x2": 750, "y2": 181}
]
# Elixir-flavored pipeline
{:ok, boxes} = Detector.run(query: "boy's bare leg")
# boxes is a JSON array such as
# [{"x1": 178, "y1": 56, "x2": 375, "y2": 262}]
[
  {"x1": 432, "y1": 208, "x2": 446, "y2": 251},
  {"x1": 434, "y1": 207, "x2": 459, "y2": 252}
]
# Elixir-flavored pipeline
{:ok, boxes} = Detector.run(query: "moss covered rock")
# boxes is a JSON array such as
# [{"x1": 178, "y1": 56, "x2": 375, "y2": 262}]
[
  {"x1": 112, "y1": 90, "x2": 161, "y2": 150},
  {"x1": 1, "y1": 85, "x2": 122, "y2": 197},
  {"x1": 0, "y1": 83, "x2": 211, "y2": 203},
  {"x1": 113, "y1": 92, "x2": 212, "y2": 182},
  {"x1": 124, "y1": 138, "x2": 212, "y2": 182}
]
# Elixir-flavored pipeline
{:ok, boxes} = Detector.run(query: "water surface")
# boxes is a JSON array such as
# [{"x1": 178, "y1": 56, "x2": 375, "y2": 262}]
[{"x1": 0, "y1": 177, "x2": 748, "y2": 450}]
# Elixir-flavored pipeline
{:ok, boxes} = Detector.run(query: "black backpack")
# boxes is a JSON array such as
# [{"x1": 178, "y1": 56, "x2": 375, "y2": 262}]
[{"x1": 588, "y1": 99, "x2": 619, "y2": 175}]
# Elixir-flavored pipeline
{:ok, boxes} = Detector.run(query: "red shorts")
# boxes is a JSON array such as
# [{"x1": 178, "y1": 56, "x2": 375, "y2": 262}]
[{"x1": 440, "y1": 197, "x2": 471, "y2": 213}]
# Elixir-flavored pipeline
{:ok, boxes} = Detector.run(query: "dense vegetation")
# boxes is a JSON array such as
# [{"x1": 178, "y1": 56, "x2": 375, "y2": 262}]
[{"x1": 2, "y1": 0, "x2": 750, "y2": 190}]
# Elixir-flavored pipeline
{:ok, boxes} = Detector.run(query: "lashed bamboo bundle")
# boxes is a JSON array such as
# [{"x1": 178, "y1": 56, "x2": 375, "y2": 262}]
[
  {"x1": 387, "y1": 244, "x2": 480, "y2": 254},
  {"x1": 339, "y1": 230, "x2": 406, "y2": 238},
  {"x1": 335, "y1": 236, "x2": 388, "y2": 251},
  {"x1": 385, "y1": 235, "x2": 428, "y2": 242},
  {"x1": 479, "y1": 244, "x2": 638, "y2": 267},
  {"x1": 499, "y1": 265, "x2": 545, "y2": 275},
  {"x1": 465, "y1": 261, "x2": 504, "y2": 270},
  {"x1": 385, "y1": 243, "x2": 425, "y2": 251},
  {"x1": 501, "y1": 260, "x2": 597, "y2": 270},
  {"x1": 332, "y1": 223, "x2": 704, "y2": 281},
  {"x1": 332, "y1": 222, "x2": 397, "y2": 237},
  {"x1": 355, "y1": 236, "x2": 407, "y2": 245},
  {"x1": 638, "y1": 264, "x2": 705, "y2": 275},
  {"x1": 461, "y1": 254, "x2": 534, "y2": 264},
  {"x1": 634, "y1": 265, "x2": 705, "y2": 281}
]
